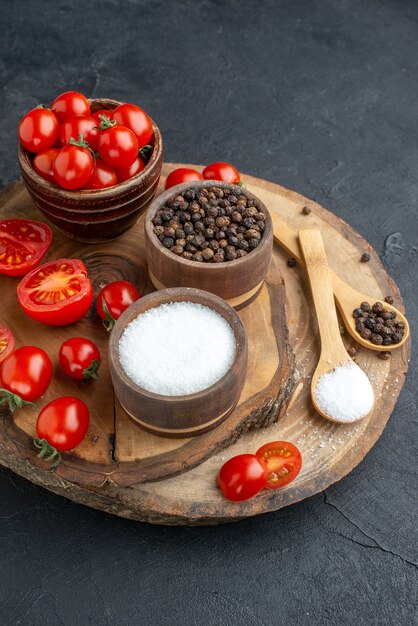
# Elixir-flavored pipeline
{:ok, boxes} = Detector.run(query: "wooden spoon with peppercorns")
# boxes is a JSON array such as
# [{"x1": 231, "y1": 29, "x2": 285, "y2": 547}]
[{"x1": 271, "y1": 214, "x2": 409, "y2": 352}]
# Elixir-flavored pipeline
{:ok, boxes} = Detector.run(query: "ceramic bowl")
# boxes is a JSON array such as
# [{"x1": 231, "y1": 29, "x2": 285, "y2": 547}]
[
  {"x1": 109, "y1": 287, "x2": 248, "y2": 438},
  {"x1": 18, "y1": 98, "x2": 163, "y2": 243},
  {"x1": 144, "y1": 180, "x2": 273, "y2": 309}
]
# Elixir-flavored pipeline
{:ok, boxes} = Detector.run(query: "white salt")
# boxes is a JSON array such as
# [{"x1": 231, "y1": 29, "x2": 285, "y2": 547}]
[
  {"x1": 314, "y1": 361, "x2": 375, "y2": 423},
  {"x1": 118, "y1": 301, "x2": 236, "y2": 396}
]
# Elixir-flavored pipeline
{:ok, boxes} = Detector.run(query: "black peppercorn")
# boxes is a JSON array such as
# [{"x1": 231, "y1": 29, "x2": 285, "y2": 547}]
[
  {"x1": 384, "y1": 295, "x2": 394, "y2": 305},
  {"x1": 379, "y1": 351, "x2": 391, "y2": 359},
  {"x1": 162, "y1": 237, "x2": 174, "y2": 248},
  {"x1": 371, "y1": 333, "x2": 383, "y2": 345},
  {"x1": 302, "y1": 206, "x2": 311, "y2": 215},
  {"x1": 287, "y1": 258, "x2": 296, "y2": 267},
  {"x1": 361, "y1": 252, "x2": 371, "y2": 262}
]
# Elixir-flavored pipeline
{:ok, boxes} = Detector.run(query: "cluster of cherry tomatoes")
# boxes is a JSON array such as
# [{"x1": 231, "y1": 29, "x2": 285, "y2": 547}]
[
  {"x1": 18, "y1": 90, "x2": 153, "y2": 190},
  {"x1": 165, "y1": 162, "x2": 242, "y2": 190}
]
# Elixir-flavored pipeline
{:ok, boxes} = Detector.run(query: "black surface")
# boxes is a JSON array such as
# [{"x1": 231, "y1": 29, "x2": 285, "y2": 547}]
[{"x1": 0, "y1": 0, "x2": 417, "y2": 624}]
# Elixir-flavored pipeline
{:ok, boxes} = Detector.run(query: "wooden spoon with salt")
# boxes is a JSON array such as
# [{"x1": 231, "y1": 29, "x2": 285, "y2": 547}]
[
  {"x1": 271, "y1": 213, "x2": 409, "y2": 352},
  {"x1": 298, "y1": 229, "x2": 374, "y2": 424}
]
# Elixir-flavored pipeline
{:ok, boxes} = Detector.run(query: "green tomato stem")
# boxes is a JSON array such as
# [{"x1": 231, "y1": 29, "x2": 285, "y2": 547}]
[{"x1": 33, "y1": 438, "x2": 62, "y2": 469}]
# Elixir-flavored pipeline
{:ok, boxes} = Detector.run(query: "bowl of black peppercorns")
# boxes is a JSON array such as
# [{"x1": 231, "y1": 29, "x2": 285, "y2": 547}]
[{"x1": 144, "y1": 180, "x2": 273, "y2": 309}]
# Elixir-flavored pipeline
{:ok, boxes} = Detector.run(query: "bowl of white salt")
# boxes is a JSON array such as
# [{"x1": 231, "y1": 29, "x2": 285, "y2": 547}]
[{"x1": 109, "y1": 287, "x2": 248, "y2": 437}]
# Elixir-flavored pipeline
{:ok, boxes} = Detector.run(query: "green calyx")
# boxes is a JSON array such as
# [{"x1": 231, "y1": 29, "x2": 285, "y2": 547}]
[
  {"x1": 69, "y1": 132, "x2": 91, "y2": 151},
  {"x1": 139, "y1": 144, "x2": 153, "y2": 162},
  {"x1": 97, "y1": 114, "x2": 116, "y2": 131},
  {"x1": 237, "y1": 181, "x2": 246, "y2": 188},
  {"x1": 101, "y1": 297, "x2": 116, "y2": 332},
  {"x1": 82, "y1": 359, "x2": 101, "y2": 381},
  {"x1": 0, "y1": 388, "x2": 36, "y2": 412},
  {"x1": 33, "y1": 438, "x2": 61, "y2": 469}
]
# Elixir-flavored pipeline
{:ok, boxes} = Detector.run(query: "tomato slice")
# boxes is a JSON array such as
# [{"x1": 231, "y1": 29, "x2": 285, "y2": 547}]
[
  {"x1": 0, "y1": 326, "x2": 15, "y2": 364},
  {"x1": 0, "y1": 219, "x2": 52, "y2": 276},
  {"x1": 17, "y1": 259, "x2": 93, "y2": 326},
  {"x1": 255, "y1": 441, "x2": 302, "y2": 489}
]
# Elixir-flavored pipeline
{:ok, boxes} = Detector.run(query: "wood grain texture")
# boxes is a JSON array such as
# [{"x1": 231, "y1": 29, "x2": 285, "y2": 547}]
[{"x1": 0, "y1": 164, "x2": 410, "y2": 524}]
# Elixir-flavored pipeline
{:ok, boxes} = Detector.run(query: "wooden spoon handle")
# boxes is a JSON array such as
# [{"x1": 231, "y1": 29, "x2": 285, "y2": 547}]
[{"x1": 298, "y1": 229, "x2": 345, "y2": 358}]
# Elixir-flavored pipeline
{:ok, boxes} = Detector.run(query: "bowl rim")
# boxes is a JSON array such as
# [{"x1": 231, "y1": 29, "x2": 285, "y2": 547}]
[
  {"x1": 109, "y1": 287, "x2": 248, "y2": 403},
  {"x1": 18, "y1": 97, "x2": 163, "y2": 198},
  {"x1": 144, "y1": 180, "x2": 273, "y2": 271}
]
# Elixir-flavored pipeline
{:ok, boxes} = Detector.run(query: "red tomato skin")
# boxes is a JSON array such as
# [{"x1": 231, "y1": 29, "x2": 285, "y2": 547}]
[
  {"x1": 116, "y1": 157, "x2": 145, "y2": 183},
  {"x1": 97, "y1": 126, "x2": 139, "y2": 169},
  {"x1": 203, "y1": 162, "x2": 240, "y2": 184},
  {"x1": 17, "y1": 259, "x2": 93, "y2": 326},
  {"x1": 256, "y1": 441, "x2": 302, "y2": 490},
  {"x1": 96, "y1": 281, "x2": 140, "y2": 320},
  {"x1": 33, "y1": 148, "x2": 59, "y2": 183},
  {"x1": 36, "y1": 396, "x2": 89, "y2": 451},
  {"x1": 53, "y1": 145, "x2": 94, "y2": 190},
  {"x1": 0, "y1": 218, "x2": 52, "y2": 277},
  {"x1": 0, "y1": 326, "x2": 15, "y2": 365},
  {"x1": 83, "y1": 160, "x2": 118, "y2": 190},
  {"x1": 0, "y1": 346, "x2": 52, "y2": 402},
  {"x1": 112, "y1": 104, "x2": 153, "y2": 148},
  {"x1": 165, "y1": 168, "x2": 204, "y2": 190},
  {"x1": 92, "y1": 109, "x2": 113, "y2": 124},
  {"x1": 218, "y1": 454, "x2": 268, "y2": 502},
  {"x1": 59, "y1": 338, "x2": 101, "y2": 380},
  {"x1": 59, "y1": 115, "x2": 98, "y2": 150},
  {"x1": 18, "y1": 108, "x2": 59, "y2": 153},
  {"x1": 51, "y1": 91, "x2": 90, "y2": 123}
]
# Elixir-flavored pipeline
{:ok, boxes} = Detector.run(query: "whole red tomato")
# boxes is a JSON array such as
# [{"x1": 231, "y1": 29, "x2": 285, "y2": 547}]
[
  {"x1": 96, "y1": 280, "x2": 140, "y2": 330},
  {"x1": 218, "y1": 454, "x2": 268, "y2": 502},
  {"x1": 53, "y1": 139, "x2": 94, "y2": 190},
  {"x1": 164, "y1": 168, "x2": 203, "y2": 190},
  {"x1": 0, "y1": 346, "x2": 53, "y2": 410},
  {"x1": 51, "y1": 91, "x2": 90, "y2": 123},
  {"x1": 17, "y1": 258, "x2": 93, "y2": 326},
  {"x1": 33, "y1": 148, "x2": 59, "y2": 183},
  {"x1": 36, "y1": 396, "x2": 89, "y2": 454},
  {"x1": 59, "y1": 338, "x2": 101, "y2": 380},
  {"x1": 0, "y1": 326, "x2": 15, "y2": 365},
  {"x1": 203, "y1": 162, "x2": 240, "y2": 184},
  {"x1": 112, "y1": 103, "x2": 153, "y2": 148},
  {"x1": 116, "y1": 157, "x2": 145, "y2": 183},
  {"x1": 0, "y1": 218, "x2": 52, "y2": 277},
  {"x1": 83, "y1": 160, "x2": 117, "y2": 190},
  {"x1": 59, "y1": 115, "x2": 98, "y2": 150},
  {"x1": 97, "y1": 118, "x2": 139, "y2": 169},
  {"x1": 18, "y1": 107, "x2": 59, "y2": 153}
]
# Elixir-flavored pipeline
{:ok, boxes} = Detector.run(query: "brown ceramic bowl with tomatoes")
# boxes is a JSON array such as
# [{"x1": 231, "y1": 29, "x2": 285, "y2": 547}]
[
  {"x1": 144, "y1": 180, "x2": 273, "y2": 310},
  {"x1": 18, "y1": 98, "x2": 163, "y2": 243}
]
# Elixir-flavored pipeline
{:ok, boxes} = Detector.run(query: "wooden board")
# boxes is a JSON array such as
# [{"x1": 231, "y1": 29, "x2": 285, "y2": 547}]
[{"x1": 0, "y1": 165, "x2": 410, "y2": 525}]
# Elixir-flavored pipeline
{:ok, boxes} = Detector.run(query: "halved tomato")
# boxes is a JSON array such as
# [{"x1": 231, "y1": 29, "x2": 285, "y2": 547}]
[
  {"x1": 17, "y1": 259, "x2": 93, "y2": 326},
  {"x1": 0, "y1": 219, "x2": 52, "y2": 277},
  {"x1": 255, "y1": 441, "x2": 302, "y2": 489},
  {"x1": 0, "y1": 326, "x2": 15, "y2": 364}
]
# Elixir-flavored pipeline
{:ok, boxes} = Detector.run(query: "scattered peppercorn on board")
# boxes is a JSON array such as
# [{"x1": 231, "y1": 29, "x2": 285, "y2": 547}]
[{"x1": 0, "y1": 164, "x2": 409, "y2": 525}]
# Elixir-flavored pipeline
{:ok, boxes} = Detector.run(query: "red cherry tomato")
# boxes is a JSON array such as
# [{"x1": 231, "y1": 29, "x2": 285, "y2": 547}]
[
  {"x1": 0, "y1": 346, "x2": 52, "y2": 408},
  {"x1": 116, "y1": 157, "x2": 145, "y2": 183},
  {"x1": 51, "y1": 91, "x2": 90, "y2": 123},
  {"x1": 96, "y1": 280, "x2": 140, "y2": 330},
  {"x1": 83, "y1": 160, "x2": 117, "y2": 190},
  {"x1": 0, "y1": 218, "x2": 52, "y2": 277},
  {"x1": 164, "y1": 168, "x2": 204, "y2": 190},
  {"x1": 18, "y1": 107, "x2": 59, "y2": 153},
  {"x1": 36, "y1": 396, "x2": 89, "y2": 451},
  {"x1": 218, "y1": 454, "x2": 268, "y2": 502},
  {"x1": 17, "y1": 258, "x2": 93, "y2": 326},
  {"x1": 33, "y1": 148, "x2": 59, "y2": 183},
  {"x1": 112, "y1": 103, "x2": 153, "y2": 148},
  {"x1": 59, "y1": 115, "x2": 98, "y2": 150},
  {"x1": 59, "y1": 338, "x2": 101, "y2": 380},
  {"x1": 203, "y1": 162, "x2": 240, "y2": 184},
  {"x1": 0, "y1": 326, "x2": 15, "y2": 365},
  {"x1": 53, "y1": 143, "x2": 94, "y2": 190},
  {"x1": 92, "y1": 109, "x2": 113, "y2": 124},
  {"x1": 256, "y1": 441, "x2": 302, "y2": 489},
  {"x1": 97, "y1": 124, "x2": 139, "y2": 169}
]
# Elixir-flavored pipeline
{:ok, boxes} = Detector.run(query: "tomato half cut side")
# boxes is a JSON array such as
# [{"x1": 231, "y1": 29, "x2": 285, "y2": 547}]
[
  {"x1": 0, "y1": 326, "x2": 15, "y2": 364},
  {"x1": 17, "y1": 259, "x2": 93, "y2": 326},
  {"x1": 255, "y1": 441, "x2": 302, "y2": 489},
  {"x1": 0, "y1": 219, "x2": 52, "y2": 277}
]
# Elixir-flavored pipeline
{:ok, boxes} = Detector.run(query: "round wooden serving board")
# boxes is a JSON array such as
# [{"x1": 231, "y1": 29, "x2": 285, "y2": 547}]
[{"x1": 0, "y1": 165, "x2": 410, "y2": 525}]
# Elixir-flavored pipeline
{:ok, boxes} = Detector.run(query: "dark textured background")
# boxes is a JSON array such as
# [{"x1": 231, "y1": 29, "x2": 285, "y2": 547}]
[{"x1": 0, "y1": 0, "x2": 417, "y2": 624}]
